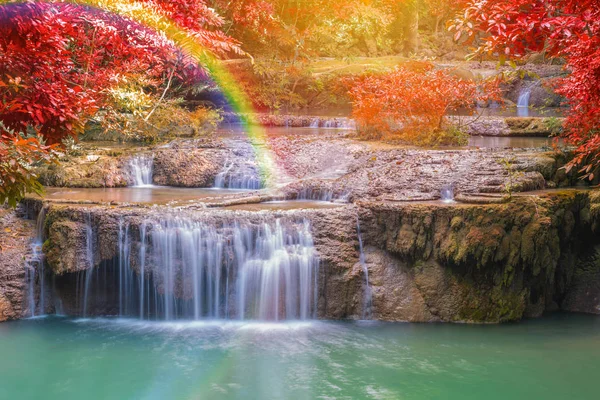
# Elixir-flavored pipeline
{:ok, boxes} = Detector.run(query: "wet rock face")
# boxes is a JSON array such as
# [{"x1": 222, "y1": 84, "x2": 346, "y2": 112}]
[
  {"x1": 358, "y1": 192, "x2": 600, "y2": 322},
  {"x1": 269, "y1": 132, "x2": 570, "y2": 203},
  {"x1": 0, "y1": 208, "x2": 36, "y2": 321},
  {"x1": 507, "y1": 78, "x2": 564, "y2": 108},
  {"x1": 12, "y1": 190, "x2": 600, "y2": 323},
  {"x1": 562, "y1": 245, "x2": 600, "y2": 314},
  {"x1": 36, "y1": 155, "x2": 130, "y2": 188},
  {"x1": 447, "y1": 116, "x2": 563, "y2": 137},
  {"x1": 153, "y1": 148, "x2": 223, "y2": 187},
  {"x1": 330, "y1": 148, "x2": 548, "y2": 202},
  {"x1": 35, "y1": 138, "x2": 228, "y2": 189}
]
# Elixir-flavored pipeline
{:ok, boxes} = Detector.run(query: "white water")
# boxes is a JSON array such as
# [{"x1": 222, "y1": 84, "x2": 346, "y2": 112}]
[
  {"x1": 517, "y1": 84, "x2": 534, "y2": 117},
  {"x1": 308, "y1": 117, "x2": 356, "y2": 130},
  {"x1": 213, "y1": 138, "x2": 264, "y2": 189},
  {"x1": 441, "y1": 184, "x2": 455, "y2": 203},
  {"x1": 25, "y1": 206, "x2": 48, "y2": 317},
  {"x1": 298, "y1": 187, "x2": 335, "y2": 202},
  {"x1": 77, "y1": 216, "x2": 319, "y2": 321},
  {"x1": 82, "y1": 212, "x2": 94, "y2": 317},
  {"x1": 129, "y1": 155, "x2": 154, "y2": 187},
  {"x1": 214, "y1": 160, "x2": 263, "y2": 190},
  {"x1": 517, "y1": 89, "x2": 532, "y2": 108},
  {"x1": 356, "y1": 218, "x2": 372, "y2": 320}
]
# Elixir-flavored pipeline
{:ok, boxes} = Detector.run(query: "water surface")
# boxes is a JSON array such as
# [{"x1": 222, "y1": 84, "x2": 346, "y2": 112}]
[
  {"x1": 1, "y1": 314, "x2": 598, "y2": 400},
  {"x1": 41, "y1": 187, "x2": 252, "y2": 204}
]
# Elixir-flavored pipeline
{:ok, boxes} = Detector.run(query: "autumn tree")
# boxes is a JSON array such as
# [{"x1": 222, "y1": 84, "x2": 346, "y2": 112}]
[
  {"x1": 347, "y1": 62, "x2": 501, "y2": 145},
  {"x1": 0, "y1": 0, "x2": 240, "y2": 205},
  {"x1": 451, "y1": 0, "x2": 600, "y2": 179}
]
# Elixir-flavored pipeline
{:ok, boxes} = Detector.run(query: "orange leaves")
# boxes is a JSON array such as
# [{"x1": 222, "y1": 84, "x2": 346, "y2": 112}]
[
  {"x1": 0, "y1": 125, "x2": 57, "y2": 207},
  {"x1": 347, "y1": 62, "x2": 500, "y2": 144},
  {"x1": 452, "y1": 0, "x2": 600, "y2": 180}
]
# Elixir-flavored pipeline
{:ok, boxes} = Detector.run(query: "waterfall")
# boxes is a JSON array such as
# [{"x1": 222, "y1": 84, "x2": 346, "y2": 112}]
[
  {"x1": 214, "y1": 160, "x2": 263, "y2": 190},
  {"x1": 356, "y1": 218, "x2": 372, "y2": 320},
  {"x1": 129, "y1": 155, "x2": 154, "y2": 187},
  {"x1": 82, "y1": 212, "x2": 95, "y2": 317},
  {"x1": 517, "y1": 83, "x2": 534, "y2": 117},
  {"x1": 25, "y1": 206, "x2": 48, "y2": 317},
  {"x1": 298, "y1": 188, "x2": 335, "y2": 202},
  {"x1": 307, "y1": 117, "x2": 356, "y2": 130},
  {"x1": 74, "y1": 216, "x2": 319, "y2": 321},
  {"x1": 440, "y1": 184, "x2": 455, "y2": 203},
  {"x1": 517, "y1": 89, "x2": 532, "y2": 108},
  {"x1": 214, "y1": 139, "x2": 264, "y2": 190}
]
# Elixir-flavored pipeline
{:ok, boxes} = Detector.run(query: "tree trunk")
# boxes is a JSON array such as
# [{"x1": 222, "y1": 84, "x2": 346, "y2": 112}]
[
  {"x1": 435, "y1": 16, "x2": 442, "y2": 37},
  {"x1": 403, "y1": 1, "x2": 419, "y2": 55}
]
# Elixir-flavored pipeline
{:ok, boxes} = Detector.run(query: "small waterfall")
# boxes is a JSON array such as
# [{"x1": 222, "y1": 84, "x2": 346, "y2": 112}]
[
  {"x1": 297, "y1": 188, "x2": 335, "y2": 202},
  {"x1": 73, "y1": 216, "x2": 319, "y2": 321},
  {"x1": 356, "y1": 218, "x2": 372, "y2": 320},
  {"x1": 129, "y1": 155, "x2": 154, "y2": 187},
  {"x1": 307, "y1": 117, "x2": 356, "y2": 130},
  {"x1": 214, "y1": 139, "x2": 264, "y2": 190},
  {"x1": 440, "y1": 184, "x2": 455, "y2": 203},
  {"x1": 214, "y1": 160, "x2": 263, "y2": 190},
  {"x1": 517, "y1": 83, "x2": 535, "y2": 117},
  {"x1": 25, "y1": 206, "x2": 48, "y2": 317},
  {"x1": 517, "y1": 88, "x2": 532, "y2": 108},
  {"x1": 82, "y1": 212, "x2": 95, "y2": 317}
]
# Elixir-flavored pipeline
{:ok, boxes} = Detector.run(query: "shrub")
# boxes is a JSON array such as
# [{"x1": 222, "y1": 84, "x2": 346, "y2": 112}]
[
  {"x1": 96, "y1": 75, "x2": 221, "y2": 143},
  {"x1": 347, "y1": 62, "x2": 501, "y2": 145},
  {"x1": 0, "y1": 123, "x2": 56, "y2": 207}
]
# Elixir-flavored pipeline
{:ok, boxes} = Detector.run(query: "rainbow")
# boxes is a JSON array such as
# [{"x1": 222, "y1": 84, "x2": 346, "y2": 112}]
[{"x1": 0, "y1": 0, "x2": 278, "y2": 186}]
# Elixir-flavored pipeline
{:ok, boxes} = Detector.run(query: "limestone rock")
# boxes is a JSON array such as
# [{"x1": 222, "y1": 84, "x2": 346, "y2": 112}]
[{"x1": 0, "y1": 208, "x2": 36, "y2": 321}]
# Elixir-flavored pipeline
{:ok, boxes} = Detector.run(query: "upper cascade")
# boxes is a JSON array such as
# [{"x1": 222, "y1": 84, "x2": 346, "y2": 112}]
[{"x1": 129, "y1": 155, "x2": 154, "y2": 187}]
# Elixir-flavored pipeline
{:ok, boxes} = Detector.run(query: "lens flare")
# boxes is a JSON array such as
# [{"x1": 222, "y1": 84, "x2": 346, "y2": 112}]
[{"x1": 0, "y1": 0, "x2": 277, "y2": 186}]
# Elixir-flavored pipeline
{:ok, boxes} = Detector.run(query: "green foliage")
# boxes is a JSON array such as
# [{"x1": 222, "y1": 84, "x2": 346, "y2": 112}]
[
  {"x1": 311, "y1": 3, "x2": 394, "y2": 57},
  {"x1": 95, "y1": 75, "x2": 221, "y2": 143},
  {"x1": 544, "y1": 117, "x2": 564, "y2": 136},
  {"x1": 0, "y1": 122, "x2": 56, "y2": 207},
  {"x1": 434, "y1": 125, "x2": 470, "y2": 147},
  {"x1": 228, "y1": 59, "x2": 351, "y2": 111},
  {"x1": 499, "y1": 157, "x2": 525, "y2": 199}
]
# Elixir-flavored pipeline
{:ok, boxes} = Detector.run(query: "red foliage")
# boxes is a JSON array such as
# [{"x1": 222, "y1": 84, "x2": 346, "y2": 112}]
[
  {"x1": 0, "y1": 127, "x2": 57, "y2": 206},
  {"x1": 140, "y1": 0, "x2": 242, "y2": 56},
  {"x1": 0, "y1": 0, "x2": 240, "y2": 203},
  {"x1": 451, "y1": 0, "x2": 600, "y2": 179},
  {"x1": 0, "y1": 1, "x2": 239, "y2": 145},
  {"x1": 347, "y1": 62, "x2": 501, "y2": 144}
]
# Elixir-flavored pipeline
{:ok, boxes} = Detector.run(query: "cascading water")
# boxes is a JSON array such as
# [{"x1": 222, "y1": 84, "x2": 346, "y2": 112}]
[
  {"x1": 129, "y1": 155, "x2": 154, "y2": 187},
  {"x1": 214, "y1": 138, "x2": 264, "y2": 190},
  {"x1": 308, "y1": 117, "x2": 356, "y2": 130},
  {"x1": 214, "y1": 160, "x2": 263, "y2": 190},
  {"x1": 440, "y1": 184, "x2": 455, "y2": 203},
  {"x1": 81, "y1": 212, "x2": 95, "y2": 317},
  {"x1": 76, "y1": 215, "x2": 319, "y2": 321},
  {"x1": 298, "y1": 187, "x2": 335, "y2": 202},
  {"x1": 25, "y1": 206, "x2": 48, "y2": 317},
  {"x1": 356, "y1": 218, "x2": 372, "y2": 320},
  {"x1": 517, "y1": 89, "x2": 532, "y2": 108},
  {"x1": 517, "y1": 83, "x2": 534, "y2": 117}
]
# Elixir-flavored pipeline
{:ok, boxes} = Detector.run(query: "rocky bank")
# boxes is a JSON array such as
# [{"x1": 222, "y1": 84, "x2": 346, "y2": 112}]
[
  {"x1": 3, "y1": 188, "x2": 597, "y2": 323},
  {"x1": 3, "y1": 124, "x2": 599, "y2": 323}
]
